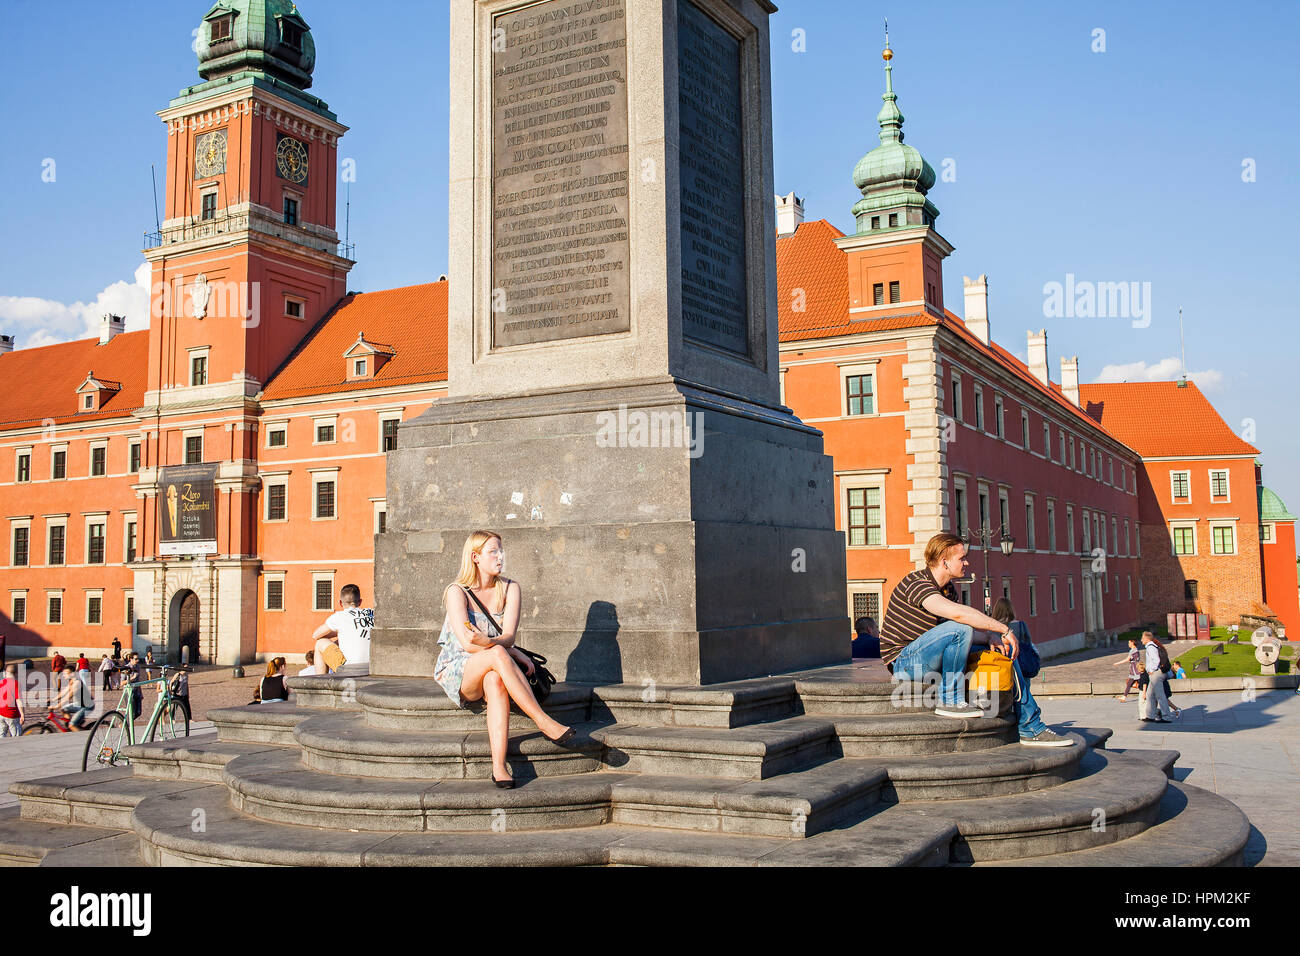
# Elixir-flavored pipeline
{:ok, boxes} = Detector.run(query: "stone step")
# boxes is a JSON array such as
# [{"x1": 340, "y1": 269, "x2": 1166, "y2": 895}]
[
  {"x1": 855, "y1": 734, "x2": 1087, "y2": 801},
  {"x1": 1109, "y1": 747, "x2": 1180, "y2": 780},
  {"x1": 292, "y1": 711, "x2": 603, "y2": 779},
  {"x1": 358, "y1": 678, "x2": 592, "y2": 731},
  {"x1": 208, "y1": 702, "x2": 323, "y2": 744},
  {"x1": 829, "y1": 712, "x2": 1018, "y2": 757},
  {"x1": 795, "y1": 673, "x2": 925, "y2": 716},
  {"x1": 123, "y1": 736, "x2": 289, "y2": 782},
  {"x1": 878, "y1": 748, "x2": 1169, "y2": 863},
  {"x1": 10, "y1": 766, "x2": 215, "y2": 830},
  {"x1": 284, "y1": 667, "x2": 375, "y2": 710},
  {"x1": 593, "y1": 716, "x2": 836, "y2": 778},
  {"x1": 219, "y1": 744, "x2": 888, "y2": 838},
  {"x1": 129, "y1": 783, "x2": 955, "y2": 866},
  {"x1": 977, "y1": 780, "x2": 1250, "y2": 867},
  {"x1": 591, "y1": 677, "x2": 799, "y2": 727},
  {"x1": 0, "y1": 805, "x2": 138, "y2": 867}
]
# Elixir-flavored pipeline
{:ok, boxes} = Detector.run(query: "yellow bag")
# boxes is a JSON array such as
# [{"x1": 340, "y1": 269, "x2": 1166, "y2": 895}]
[{"x1": 967, "y1": 649, "x2": 1014, "y2": 694}]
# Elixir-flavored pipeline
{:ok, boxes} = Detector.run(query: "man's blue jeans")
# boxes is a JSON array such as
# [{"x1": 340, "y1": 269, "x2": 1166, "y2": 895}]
[{"x1": 892, "y1": 621, "x2": 1048, "y2": 737}]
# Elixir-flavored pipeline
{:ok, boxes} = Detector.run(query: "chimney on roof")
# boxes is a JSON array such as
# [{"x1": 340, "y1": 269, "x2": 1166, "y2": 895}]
[
  {"x1": 1060, "y1": 355, "x2": 1080, "y2": 406},
  {"x1": 775, "y1": 192, "x2": 805, "y2": 237},
  {"x1": 962, "y1": 274, "x2": 990, "y2": 345},
  {"x1": 0, "y1": 335, "x2": 13, "y2": 355},
  {"x1": 1027, "y1": 329, "x2": 1049, "y2": 386},
  {"x1": 99, "y1": 314, "x2": 125, "y2": 345}
]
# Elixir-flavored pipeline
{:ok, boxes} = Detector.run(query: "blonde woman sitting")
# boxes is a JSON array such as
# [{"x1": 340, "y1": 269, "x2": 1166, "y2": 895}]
[{"x1": 435, "y1": 530, "x2": 575, "y2": 789}]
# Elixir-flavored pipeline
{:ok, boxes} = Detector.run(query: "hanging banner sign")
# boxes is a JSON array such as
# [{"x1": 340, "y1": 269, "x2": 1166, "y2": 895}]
[{"x1": 158, "y1": 464, "x2": 218, "y2": 555}]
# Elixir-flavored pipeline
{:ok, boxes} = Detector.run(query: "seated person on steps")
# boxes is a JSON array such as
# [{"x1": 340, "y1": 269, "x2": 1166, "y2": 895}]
[
  {"x1": 311, "y1": 584, "x2": 374, "y2": 675},
  {"x1": 880, "y1": 532, "x2": 1072, "y2": 747}
]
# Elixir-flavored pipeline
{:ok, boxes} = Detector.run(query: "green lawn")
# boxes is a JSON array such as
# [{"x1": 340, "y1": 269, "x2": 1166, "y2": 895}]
[{"x1": 1175, "y1": 642, "x2": 1295, "y2": 678}]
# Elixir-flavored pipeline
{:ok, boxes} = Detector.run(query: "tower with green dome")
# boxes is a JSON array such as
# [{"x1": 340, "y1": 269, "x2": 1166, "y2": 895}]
[
  {"x1": 137, "y1": 0, "x2": 353, "y2": 665},
  {"x1": 833, "y1": 32, "x2": 954, "y2": 317}
]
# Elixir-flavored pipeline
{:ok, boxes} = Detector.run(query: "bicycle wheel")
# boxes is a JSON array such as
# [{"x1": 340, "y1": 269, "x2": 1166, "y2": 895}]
[
  {"x1": 82, "y1": 710, "x2": 129, "y2": 772},
  {"x1": 20, "y1": 721, "x2": 55, "y2": 735},
  {"x1": 148, "y1": 699, "x2": 191, "y2": 742}
]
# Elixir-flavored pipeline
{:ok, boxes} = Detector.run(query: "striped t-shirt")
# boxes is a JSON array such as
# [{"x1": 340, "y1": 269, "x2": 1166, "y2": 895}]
[{"x1": 880, "y1": 568, "x2": 958, "y2": 667}]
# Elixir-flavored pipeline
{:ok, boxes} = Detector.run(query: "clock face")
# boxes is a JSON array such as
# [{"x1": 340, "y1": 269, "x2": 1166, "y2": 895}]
[
  {"x1": 195, "y1": 130, "x2": 227, "y2": 178},
  {"x1": 276, "y1": 134, "x2": 309, "y2": 185}
]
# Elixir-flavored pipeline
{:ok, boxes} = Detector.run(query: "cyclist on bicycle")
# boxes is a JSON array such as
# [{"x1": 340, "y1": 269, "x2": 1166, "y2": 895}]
[{"x1": 55, "y1": 666, "x2": 92, "y2": 730}]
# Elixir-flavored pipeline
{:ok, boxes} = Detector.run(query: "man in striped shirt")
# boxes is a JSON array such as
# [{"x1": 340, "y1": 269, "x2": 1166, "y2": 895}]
[{"x1": 882, "y1": 532, "x2": 1071, "y2": 746}]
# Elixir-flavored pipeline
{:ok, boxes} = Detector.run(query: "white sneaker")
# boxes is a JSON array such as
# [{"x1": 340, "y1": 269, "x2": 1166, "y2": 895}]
[
  {"x1": 1020, "y1": 729, "x2": 1074, "y2": 747},
  {"x1": 934, "y1": 702, "x2": 984, "y2": 719}
]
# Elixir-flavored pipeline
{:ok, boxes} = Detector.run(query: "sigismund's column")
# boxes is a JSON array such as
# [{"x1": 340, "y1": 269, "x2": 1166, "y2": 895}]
[{"x1": 372, "y1": 0, "x2": 848, "y2": 685}]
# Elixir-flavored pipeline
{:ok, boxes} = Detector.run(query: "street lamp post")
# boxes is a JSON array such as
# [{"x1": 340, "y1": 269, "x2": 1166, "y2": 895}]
[{"x1": 962, "y1": 525, "x2": 1016, "y2": 612}]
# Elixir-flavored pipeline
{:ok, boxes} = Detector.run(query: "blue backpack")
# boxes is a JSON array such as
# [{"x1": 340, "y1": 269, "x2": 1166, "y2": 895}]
[{"x1": 1011, "y1": 620, "x2": 1041, "y2": 679}]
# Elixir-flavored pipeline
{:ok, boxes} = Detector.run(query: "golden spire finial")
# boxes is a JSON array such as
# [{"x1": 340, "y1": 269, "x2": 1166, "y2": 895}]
[{"x1": 883, "y1": 19, "x2": 892, "y2": 60}]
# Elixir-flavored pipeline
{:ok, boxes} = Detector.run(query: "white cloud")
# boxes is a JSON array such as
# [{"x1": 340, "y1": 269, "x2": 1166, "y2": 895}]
[
  {"x1": 1094, "y1": 356, "x2": 1224, "y2": 392},
  {"x1": 0, "y1": 262, "x2": 151, "y2": 348}
]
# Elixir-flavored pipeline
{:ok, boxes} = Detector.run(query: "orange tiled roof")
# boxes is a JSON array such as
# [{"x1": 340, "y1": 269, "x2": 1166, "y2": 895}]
[
  {"x1": 1078, "y1": 381, "x2": 1259, "y2": 458},
  {"x1": 261, "y1": 281, "x2": 449, "y2": 401},
  {"x1": 776, "y1": 219, "x2": 1129, "y2": 448},
  {"x1": 0, "y1": 331, "x2": 149, "y2": 429}
]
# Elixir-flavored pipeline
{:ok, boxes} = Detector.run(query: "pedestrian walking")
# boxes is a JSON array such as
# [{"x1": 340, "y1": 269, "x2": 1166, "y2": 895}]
[
  {"x1": 1114, "y1": 638, "x2": 1141, "y2": 702},
  {"x1": 0, "y1": 664, "x2": 24, "y2": 737}
]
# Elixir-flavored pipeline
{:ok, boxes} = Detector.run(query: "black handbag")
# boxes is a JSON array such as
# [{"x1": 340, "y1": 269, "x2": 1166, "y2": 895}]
[{"x1": 462, "y1": 587, "x2": 556, "y2": 703}]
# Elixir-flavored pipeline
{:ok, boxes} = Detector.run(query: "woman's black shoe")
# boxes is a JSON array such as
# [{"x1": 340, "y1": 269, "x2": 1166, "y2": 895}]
[
  {"x1": 547, "y1": 727, "x2": 577, "y2": 747},
  {"x1": 492, "y1": 775, "x2": 515, "y2": 789}
]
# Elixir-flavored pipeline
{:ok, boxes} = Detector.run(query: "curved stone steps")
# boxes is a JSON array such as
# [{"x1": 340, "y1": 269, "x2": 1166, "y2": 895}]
[
  {"x1": 284, "y1": 669, "x2": 376, "y2": 710},
  {"x1": 976, "y1": 780, "x2": 1250, "y2": 867},
  {"x1": 11, "y1": 766, "x2": 216, "y2": 831},
  {"x1": 879, "y1": 748, "x2": 1170, "y2": 862},
  {"x1": 0, "y1": 805, "x2": 137, "y2": 867},
  {"x1": 124, "y1": 737, "x2": 277, "y2": 783},
  {"x1": 829, "y1": 712, "x2": 1018, "y2": 757},
  {"x1": 293, "y1": 711, "x2": 603, "y2": 779},
  {"x1": 854, "y1": 734, "x2": 1087, "y2": 801},
  {"x1": 128, "y1": 783, "x2": 956, "y2": 867},
  {"x1": 208, "y1": 703, "x2": 323, "y2": 744},
  {"x1": 358, "y1": 678, "x2": 591, "y2": 731},
  {"x1": 218, "y1": 745, "x2": 888, "y2": 837},
  {"x1": 796, "y1": 675, "x2": 929, "y2": 716}
]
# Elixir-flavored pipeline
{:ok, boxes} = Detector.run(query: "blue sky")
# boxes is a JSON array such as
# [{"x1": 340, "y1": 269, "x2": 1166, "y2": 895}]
[{"x1": 1, "y1": 0, "x2": 1297, "y2": 540}]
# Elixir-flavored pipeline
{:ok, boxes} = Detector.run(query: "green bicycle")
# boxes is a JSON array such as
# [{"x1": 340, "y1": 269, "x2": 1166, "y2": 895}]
[{"x1": 82, "y1": 664, "x2": 191, "y2": 771}]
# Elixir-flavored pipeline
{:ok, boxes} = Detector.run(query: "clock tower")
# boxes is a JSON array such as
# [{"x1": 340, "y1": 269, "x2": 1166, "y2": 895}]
[{"x1": 136, "y1": 0, "x2": 354, "y2": 664}]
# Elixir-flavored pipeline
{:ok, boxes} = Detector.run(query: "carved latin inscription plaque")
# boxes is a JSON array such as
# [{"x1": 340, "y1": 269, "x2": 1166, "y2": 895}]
[
  {"x1": 678, "y1": 0, "x2": 748, "y2": 356},
  {"x1": 492, "y1": 0, "x2": 632, "y2": 348}
]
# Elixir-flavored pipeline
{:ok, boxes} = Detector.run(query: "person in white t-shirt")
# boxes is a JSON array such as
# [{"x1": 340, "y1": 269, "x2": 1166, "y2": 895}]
[
  {"x1": 310, "y1": 584, "x2": 373, "y2": 674},
  {"x1": 297, "y1": 649, "x2": 317, "y2": 677}
]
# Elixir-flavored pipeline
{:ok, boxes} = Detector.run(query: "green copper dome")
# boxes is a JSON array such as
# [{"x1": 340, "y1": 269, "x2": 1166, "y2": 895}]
[
  {"x1": 849, "y1": 42, "x2": 939, "y2": 235},
  {"x1": 1259, "y1": 486, "x2": 1297, "y2": 522},
  {"x1": 196, "y1": 0, "x2": 316, "y2": 90}
]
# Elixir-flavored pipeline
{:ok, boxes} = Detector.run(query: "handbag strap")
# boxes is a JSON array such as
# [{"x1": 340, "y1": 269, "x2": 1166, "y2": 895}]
[{"x1": 462, "y1": 586, "x2": 503, "y2": 637}]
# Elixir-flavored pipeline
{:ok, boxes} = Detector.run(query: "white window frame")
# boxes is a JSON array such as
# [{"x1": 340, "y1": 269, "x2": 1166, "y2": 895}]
[
  {"x1": 1170, "y1": 521, "x2": 1198, "y2": 556},
  {"x1": 953, "y1": 477, "x2": 968, "y2": 535},
  {"x1": 839, "y1": 360, "x2": 880, "y2": 418},
  {"x1": 265, "y1": 420, "x2": 289, "y2": 449},
  {"x1": 1042, "y1": 423, "x2": 1050, "y2": 459},
  {"x1": 1050, "y1": 578, "x2": 1059, "y2": 613},
  {"x1": 188, "y1": 346, "x2": 211, "y2": 387},
  {"x1": 261, "y1": 471, "x2": 290, "y2": 523},
  {"x1": 847, "y1": 582, "x2": 886, "y2": 627},
  {"x1": 47, "y1": 589, "x2": 64, "y2": 625},
  {"x1": 1261, "y1": 522, "x2": 1275, "y2": 543},
  {"x1": 372, "y1": 498, "x2": 388, "y2": 535},
  {"x1": 1108, "y1": 457, "x2": 1115, "y2": 486},
  {"x1": 977, "y1": 483, "x2": 991, "y2": 537},
  {"x1": 15, "y1": 445, "x2": 33, "y2": 483},
  {"x1": 1170, "y1": 469, "x2": 1191, "y2": 503},
  {"x1": 46, "y1": 514, "x2": 68, "y2": 565},
  {"x1": 284, "y1": 294, "x2": 306, "y2": 321},
  {"x1": 842, "y1": 476, "x2": 888, "y2": 548},
  {"x1": 1209, "y1": 520, "x2": 1238, "y2": 556},
  {"x1": 993, "y1": 395, "x2": 1004, "y2": 438},
  {"x1": 85, "y1": 588, "x2": 104, "y2": 626},
  {"x1": 353, "y1": 357, "x2": 368, "y2": 377},
  {"x1": 10, "y1": 517, "x2": 31, "y2": 568},
  {"x1": 1067, "y1": 576, "x2": 1076, "y2": 610},
  {"x1": 310, "y1": 468, "x2": 340, "y2": 521},
  {"x1": 1046, "y1": 499, "x2": 1056, "y2": 552},
  {"x1": 1068, "y1": 436, "x2": 1075, "y2": 470},
  {"x1": 1111, "y1": 517, "x2": 1118, "y2": 557},
  {"x1": 86, "y1": 440, "x2": 108, "y2": 477},
  {"x1": 1127, "y1": 575, "x2": 1133, "y2": 600},
  {"x1": 1208, "y1": 469, "x2": 1231, "y2": 502},
  {"x1": 311, "y1": 571, "x2": 336, "y2": 613},
  {"x1": 122, "y1": 512, "x2": 137, "y2": 563},
  {"x1": 1020, "y1": 410, "x2": 1030, "y2": 451},
  {"x1": 973, "y1": 383, "x2": 985, "y2": 431},
  {"x1": 1066, "y1": 505, "x2": 1075, "y2": 554},
  {"x1": 183, "y1": 428, "x2": 204, "y2": 464},
  {"x1": 1028, "y1": 578, "x2": 1038, "y2": 617},
  {"x1": 1124, "y1": 520, "x2": 1131, "y2": 557},
  {"x1": 124, "y1": 590, "x2": 134, "y2": 627},
  {"x1": 378, "y1": 412, "x2": 403, "y2": 454},
  {"x1": 313, "y1": 416, "x2": 338, "y2": 446},
  {"x1": 1059, "y1": 432, "x2": 1066, "y2": 466},
  {"x1": 951, "y1": 372, "x2": 964, "y2": 422},
  {"x1": 1024, "y1": 494, "x2": 1036, "y2": 551},
  {"x1": 128, "y1": 440, "x2": 142, "y2": 473},
  {"x1": 84, "y1": 513, "x2": 109, "y2": 565},
  {"x1": 11, "y1": 590, "x2": 28, "y2": 625},
  {"x1": 264, "y1": 571, "x2": 287, "y2": 612},
  {"x1": 778, "y1": 368, "x2": 787, "y2": 406},
  {"x1": 998, "y1": 487, "x2": 1010, "y2": 536},
  {"x1": 50, "y1": 443, "x2": 69, "y2": 481}
]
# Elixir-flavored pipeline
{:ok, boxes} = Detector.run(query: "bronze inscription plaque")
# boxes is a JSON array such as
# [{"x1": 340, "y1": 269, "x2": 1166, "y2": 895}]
[
  {"x1": 678, "y1": 0, "x2": 748, "y2": 356},
  {"x1": 491, "y1": 0, "x2": 631, "y2": 348}
]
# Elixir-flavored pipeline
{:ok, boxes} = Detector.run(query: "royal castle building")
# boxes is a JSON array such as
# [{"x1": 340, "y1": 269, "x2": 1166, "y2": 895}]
[{"x1": 0, "y1": 2, "x2": 1294, "y2": 664}]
